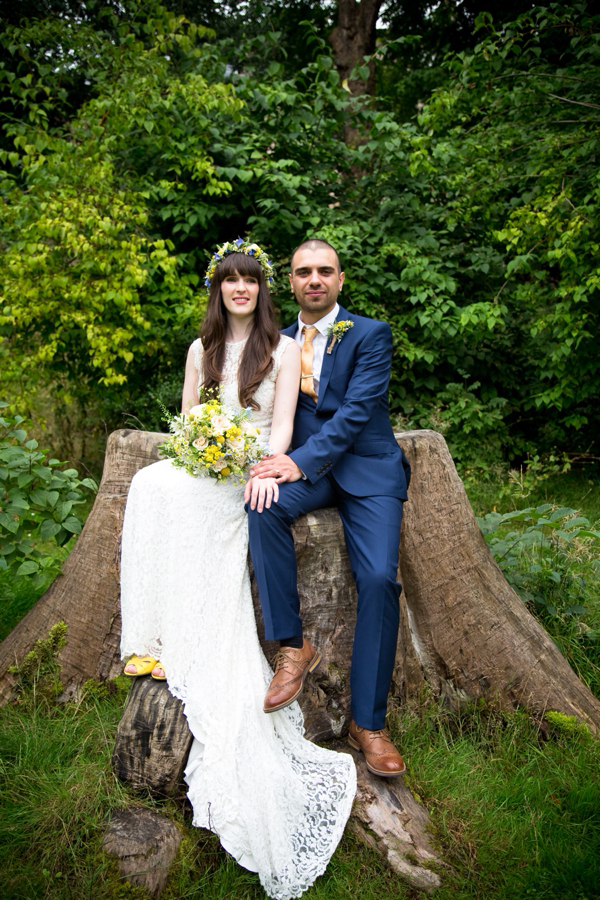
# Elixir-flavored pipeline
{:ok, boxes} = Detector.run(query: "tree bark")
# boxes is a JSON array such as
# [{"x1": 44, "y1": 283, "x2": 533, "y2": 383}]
[
  {"x1": 329, "y1": 0, "x2": 382, "y2": 97},
  {"x1": 1, "y1": 428, "x2": 599, "y2": 734},
  {"x1": 345, "y1": 744, "x2": 442, "y2": 892}
]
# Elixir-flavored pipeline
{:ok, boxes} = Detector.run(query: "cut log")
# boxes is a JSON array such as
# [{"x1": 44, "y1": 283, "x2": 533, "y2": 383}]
[
  {"x1": 1, "y1": 428, "x2": 599, "y2": 736},
  {"x1": 104, "y1": 807, "x2": 182, "y2": 897},
  {"x1": 346, "y1": 745, "x2": 442, "y2": 892},
  {"x1": 112, "y1": 678, "x2": 193, "y2": 794}
]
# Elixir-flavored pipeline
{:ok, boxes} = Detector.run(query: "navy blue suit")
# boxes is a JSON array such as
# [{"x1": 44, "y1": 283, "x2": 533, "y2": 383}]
[{"x1": 247, "y1": 306, "x2": 410, "y2": 730}]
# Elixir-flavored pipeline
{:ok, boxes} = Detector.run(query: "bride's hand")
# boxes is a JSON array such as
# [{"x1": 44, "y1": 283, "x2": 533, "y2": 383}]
[{"x1": 244, "y1": 475, "x2": 279, "y2": 513}]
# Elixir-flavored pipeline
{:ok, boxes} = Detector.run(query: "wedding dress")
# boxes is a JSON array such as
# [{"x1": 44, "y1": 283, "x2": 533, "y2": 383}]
[{"x1": 120, "y1": 335, "x2": 357, "y2": 900}]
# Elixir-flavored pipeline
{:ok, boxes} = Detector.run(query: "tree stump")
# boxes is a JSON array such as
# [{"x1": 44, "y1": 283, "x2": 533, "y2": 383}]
[
  {"x1": 2, "y1": 427, "x2": 599, "y2": 734},
  {"x1": 396, "y1": 430, "x2": 600, "y2": 728},
  {"x1": 104, "y1": 808, "x2": 182, "y2": 897},
  {"x1": 112, "y1": 678, "x2": 193, "y2": 794}
]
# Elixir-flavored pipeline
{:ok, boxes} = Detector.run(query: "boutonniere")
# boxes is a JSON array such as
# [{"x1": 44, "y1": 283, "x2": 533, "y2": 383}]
[{"x1": 326, "y1": 320, "x2": 354, "y2": 354}]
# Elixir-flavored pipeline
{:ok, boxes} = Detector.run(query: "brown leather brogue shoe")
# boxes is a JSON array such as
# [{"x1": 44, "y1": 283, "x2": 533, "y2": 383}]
[
  {"x1": 348, "y1": 720, "x2": 406, "y2": 777},
  {"x1": 263, "y1": 639, "x2": 321, "y2": 713}
]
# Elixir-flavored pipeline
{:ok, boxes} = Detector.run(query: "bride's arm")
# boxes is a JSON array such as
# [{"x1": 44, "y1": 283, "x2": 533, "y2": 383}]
[
  {"x1": 181, "y1": 344, "x2": 200, "y2": 414},
  {"x1": 244, "y1": 341, "x2": 301, "y2": 511},
  {"x1": 267, "y1": 341, "x2": 301, "y2": 455}
]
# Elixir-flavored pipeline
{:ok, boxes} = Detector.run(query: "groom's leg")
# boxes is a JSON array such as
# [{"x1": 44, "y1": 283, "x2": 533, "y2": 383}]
[
  {"x1": 247, "y1": 476, "x2": 337, "y2": 641},
  {"x1": 337, "y1": 491, "x2": 404, "y2": 732}
]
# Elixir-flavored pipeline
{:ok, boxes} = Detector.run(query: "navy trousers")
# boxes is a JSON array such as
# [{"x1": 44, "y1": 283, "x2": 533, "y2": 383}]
[{"x1": 247, "y1": 475, "x2": 404, "y2": 731}]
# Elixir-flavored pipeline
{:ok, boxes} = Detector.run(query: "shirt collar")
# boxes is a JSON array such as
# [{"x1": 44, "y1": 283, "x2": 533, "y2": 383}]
[{"x1": 297, "y1": 303, "x2": 340, "y2": 338}]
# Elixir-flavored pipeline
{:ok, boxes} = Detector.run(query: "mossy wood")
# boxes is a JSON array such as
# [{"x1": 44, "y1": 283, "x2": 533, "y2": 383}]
[{"x1": 1, "y1": 428, "x2": 599, "y2": 735}]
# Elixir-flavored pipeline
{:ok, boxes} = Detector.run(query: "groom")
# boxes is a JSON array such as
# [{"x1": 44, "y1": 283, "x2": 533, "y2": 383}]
[{"x1": 247, "y1": 239, "x2": 411, "y2": 777}]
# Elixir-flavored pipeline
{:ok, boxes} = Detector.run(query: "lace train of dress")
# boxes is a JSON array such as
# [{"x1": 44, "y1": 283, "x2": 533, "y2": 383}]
[{"x1": 120, "y1": 336, "x2": 357, "y2": 900}]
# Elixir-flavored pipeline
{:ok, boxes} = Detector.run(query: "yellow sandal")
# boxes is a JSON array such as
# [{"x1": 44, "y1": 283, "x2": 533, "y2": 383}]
[
  {"x1": 151, "y1": 663, "x2": 166, "y2": 681},
  {"x1": 123, "y1": 655, "x2": 158, "y2": 677}
]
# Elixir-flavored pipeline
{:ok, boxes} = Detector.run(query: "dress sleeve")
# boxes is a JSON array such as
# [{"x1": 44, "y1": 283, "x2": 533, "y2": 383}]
[
  {"x1": 191, "y1": 338, "x2": 203, "y2": 374},
  {"x1": 272, "y1": 335, "x2": 295, "y2": 378}
]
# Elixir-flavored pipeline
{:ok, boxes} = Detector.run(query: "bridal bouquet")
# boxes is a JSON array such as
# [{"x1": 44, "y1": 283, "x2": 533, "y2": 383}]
[{"x1": 160, "y1": 401, "x2": 264, "y2": 481}]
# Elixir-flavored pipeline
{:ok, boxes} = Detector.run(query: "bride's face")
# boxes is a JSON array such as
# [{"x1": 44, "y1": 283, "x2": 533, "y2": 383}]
[{"x1": 220, "y1": 270, "x2": 260, "y2": 320}]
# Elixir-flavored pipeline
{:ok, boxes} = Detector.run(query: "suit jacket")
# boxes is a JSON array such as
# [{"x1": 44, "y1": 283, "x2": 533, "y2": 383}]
[{"x1": 282, "y1": 305, "x2": 410, "y2": 500}]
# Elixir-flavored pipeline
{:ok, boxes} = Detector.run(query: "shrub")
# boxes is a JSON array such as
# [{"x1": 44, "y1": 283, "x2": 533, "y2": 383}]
[{"x1": 0, "y1": 404, "x2": 97, "y2": 586}]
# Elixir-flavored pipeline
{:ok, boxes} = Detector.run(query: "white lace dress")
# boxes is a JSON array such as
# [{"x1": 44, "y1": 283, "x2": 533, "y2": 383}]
[{"x1": 120, "y1": 335, "x2": 357, "y2": 900}]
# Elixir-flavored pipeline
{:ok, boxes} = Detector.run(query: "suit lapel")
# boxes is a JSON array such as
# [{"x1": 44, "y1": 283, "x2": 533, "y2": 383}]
[{"x1": 316, "y1": 305, "x2": 351, "y2": 411}]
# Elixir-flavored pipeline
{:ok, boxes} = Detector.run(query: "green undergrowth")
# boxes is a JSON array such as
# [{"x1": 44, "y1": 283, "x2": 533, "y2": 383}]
[{"x1": 387, "y1": 699, "x2": 600, "y2": 900}]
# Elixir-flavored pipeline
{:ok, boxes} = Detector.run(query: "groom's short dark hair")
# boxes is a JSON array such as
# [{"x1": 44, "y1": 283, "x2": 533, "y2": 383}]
[{"x1": 290, "y1": 239, "x2": 342, "y2": 273}]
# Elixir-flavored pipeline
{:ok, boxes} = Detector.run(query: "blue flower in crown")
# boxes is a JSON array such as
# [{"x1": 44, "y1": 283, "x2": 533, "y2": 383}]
[{"x1": 204, "y1": 237, "x2": 275, "y2": 290}]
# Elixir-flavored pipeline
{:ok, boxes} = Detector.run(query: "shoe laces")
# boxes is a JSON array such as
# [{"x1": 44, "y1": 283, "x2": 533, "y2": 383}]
[{"x1": 273, "y1": 646, "x2": 302, "y2": 673}]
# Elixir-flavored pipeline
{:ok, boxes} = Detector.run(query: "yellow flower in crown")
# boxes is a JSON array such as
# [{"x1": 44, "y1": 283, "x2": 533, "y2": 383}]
[{"x1": 204, "y1": 237, "x2": 274, "y2": 290}]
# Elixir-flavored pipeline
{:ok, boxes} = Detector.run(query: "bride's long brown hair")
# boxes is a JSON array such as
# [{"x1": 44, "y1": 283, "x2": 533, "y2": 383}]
[{"x1": 200, "y1": 252, "x2": 280, "y2": 410}]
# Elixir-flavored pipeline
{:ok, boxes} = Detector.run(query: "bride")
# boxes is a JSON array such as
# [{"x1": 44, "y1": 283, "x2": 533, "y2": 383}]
[{"x1": 120, "y1": 239, "x2": 357, "y2": 900}]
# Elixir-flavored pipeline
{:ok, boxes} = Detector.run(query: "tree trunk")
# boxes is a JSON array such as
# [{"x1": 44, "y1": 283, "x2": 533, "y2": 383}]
[
  {"x1": 329, "y1": 0, "x2": 382, "y2": 98},
  {"x1": 1, "y1": 428, "x2": 599, "y2": 733}
]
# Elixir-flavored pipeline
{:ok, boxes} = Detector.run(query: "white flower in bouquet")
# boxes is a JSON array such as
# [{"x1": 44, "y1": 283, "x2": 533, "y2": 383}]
[
  {"x1": 210, "y1": 412, "x2": 234, "y2": 434},
  {"x1": 241, "y1": 420, "x2": 260, "y2": 439}
]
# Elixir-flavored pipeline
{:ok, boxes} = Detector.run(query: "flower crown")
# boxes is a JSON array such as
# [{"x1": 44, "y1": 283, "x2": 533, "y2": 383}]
[{"x1": 204, "y1": 237, "x2": 275, "y2": 290}]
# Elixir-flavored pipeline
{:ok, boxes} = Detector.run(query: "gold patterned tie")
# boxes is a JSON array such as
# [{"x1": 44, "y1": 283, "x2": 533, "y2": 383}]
[{"x1": 300, "y1": 325, "x2": 319, "y2": 403}]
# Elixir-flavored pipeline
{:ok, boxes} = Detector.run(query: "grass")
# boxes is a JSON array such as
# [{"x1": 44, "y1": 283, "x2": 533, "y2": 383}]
[
  {"x1": 389, "y1": 702, "x2": 600, "y2": 900},
  {"x1": 0, "y1": 569, "x2": 52, "y2": 642},
  {"x1": 465, "y1": 462, "x2": 600, "y2": 522}
]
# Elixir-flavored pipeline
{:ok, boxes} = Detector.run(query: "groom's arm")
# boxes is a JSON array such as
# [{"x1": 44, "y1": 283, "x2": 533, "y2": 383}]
[{"x1": 252, "y1": 321, "x2": 393, "y2": 484}]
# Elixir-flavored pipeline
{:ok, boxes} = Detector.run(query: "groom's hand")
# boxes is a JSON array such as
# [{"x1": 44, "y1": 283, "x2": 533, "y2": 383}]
[{"x1": 250, "y1": 454, "x2": 302, "y2": 484}]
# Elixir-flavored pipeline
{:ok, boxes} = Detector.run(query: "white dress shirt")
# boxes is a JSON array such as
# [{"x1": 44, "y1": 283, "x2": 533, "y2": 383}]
[{"x1": 294, "y1": 303, "x2": 339, "y2": 396}]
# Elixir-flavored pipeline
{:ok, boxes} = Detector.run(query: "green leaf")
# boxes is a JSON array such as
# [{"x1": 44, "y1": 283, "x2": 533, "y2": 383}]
[
  {"x1": 0, "y1": 513, "x2": 19, "y2": 534},
  {"x1": 16, "y1": 560, "x2": 38, "y2": 576},
  {"x1": 61, "y1": 516, "x2": 82, "y2": 534},
  {"x1": 40, "y1": 519, "x2": 62, "y2": 541},
  {"x1": 56, "y1": 501, "x2": 73, "y2": 522}
]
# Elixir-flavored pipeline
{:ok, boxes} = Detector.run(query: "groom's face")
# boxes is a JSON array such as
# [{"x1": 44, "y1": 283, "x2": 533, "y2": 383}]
[{"x1": 290, "y1": 247, "x2": 345, "y2": 325}]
